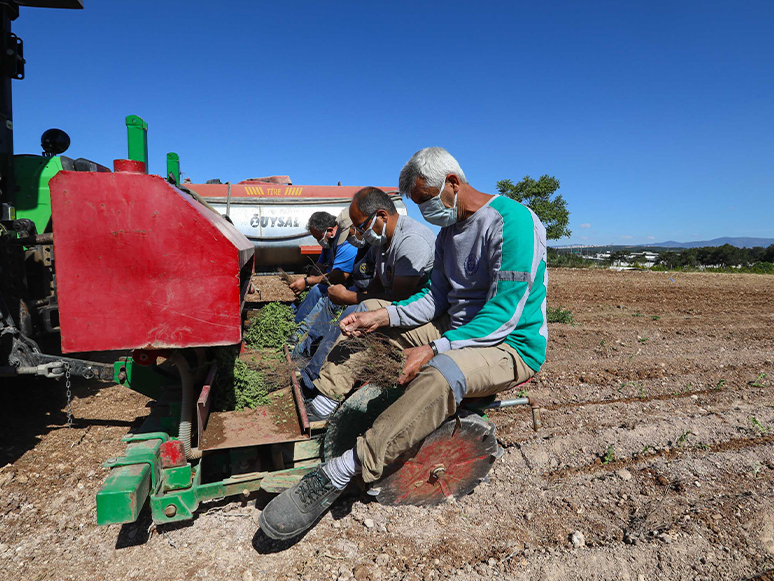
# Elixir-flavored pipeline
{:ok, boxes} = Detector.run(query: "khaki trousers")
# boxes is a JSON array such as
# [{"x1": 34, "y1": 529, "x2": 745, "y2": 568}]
[{"x1": 313, "y1": 299, "x2": 535, "y2": 483}]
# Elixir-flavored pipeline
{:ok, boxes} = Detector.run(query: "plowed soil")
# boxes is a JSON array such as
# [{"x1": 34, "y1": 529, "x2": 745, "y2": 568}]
[{"x1": 1, "y1": 269, "x2": 772, "y2": 580}]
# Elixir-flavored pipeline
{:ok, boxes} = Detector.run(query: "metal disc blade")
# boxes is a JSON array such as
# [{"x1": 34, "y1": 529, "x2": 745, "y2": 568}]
[{"x1": 372, "y1": 413, "x2": 499, "y2": 507}]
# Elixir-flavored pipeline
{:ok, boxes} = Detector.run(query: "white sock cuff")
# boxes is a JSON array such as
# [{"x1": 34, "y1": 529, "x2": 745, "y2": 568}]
[{"x1": 310, "y1": 393, "x2": 338, "y2": 417}]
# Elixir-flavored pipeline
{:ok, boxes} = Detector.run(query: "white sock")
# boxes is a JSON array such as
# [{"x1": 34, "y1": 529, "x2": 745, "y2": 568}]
[
  {"x1": 310, "y1": 393, "x2": 338, "y2": 418},
  {"x1": 323, "y1": 448, "x2": 361, "y2": 490}
]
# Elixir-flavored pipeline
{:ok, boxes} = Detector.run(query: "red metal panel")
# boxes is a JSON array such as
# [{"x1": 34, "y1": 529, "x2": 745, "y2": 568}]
[
  {"x1": 299, "y1": 245, "x2": 322, "y2": 256},
  {"x1": 50, "y1": 168, "x2": 255, "y2": 353},
  {"x1": 187, "y1": 183, "x2": 398, "y2": 200}
]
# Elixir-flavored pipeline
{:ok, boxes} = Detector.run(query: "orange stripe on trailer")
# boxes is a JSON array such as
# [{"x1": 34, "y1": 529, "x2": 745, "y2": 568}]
[{"x1": 188, "y1": 183, "x2": 398, "y2": 200}]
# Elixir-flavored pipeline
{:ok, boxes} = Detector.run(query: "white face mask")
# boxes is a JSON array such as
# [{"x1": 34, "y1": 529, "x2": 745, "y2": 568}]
[
  {"x1": 347, "y1": 233, "x2": 367, "y2": 248},
  {"x1": 418, "y1": 179, "x2": 458, "y2": 227},
  {"x1": 363, "y1": 215, "x2": 388, "y2": 247},
  {"x1": 318, "y1": 233, "x2": 330, "y2": 249}
]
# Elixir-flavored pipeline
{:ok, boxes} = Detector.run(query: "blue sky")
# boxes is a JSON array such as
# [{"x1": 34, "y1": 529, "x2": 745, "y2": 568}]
[{"x1": 12, "y1": 1, "x2": 773, "y2": 246}]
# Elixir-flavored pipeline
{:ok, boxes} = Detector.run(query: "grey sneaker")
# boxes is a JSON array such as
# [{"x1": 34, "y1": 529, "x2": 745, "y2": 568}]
[{"x1": 258, "y1": 464, "x2": 342, "y2": 540}]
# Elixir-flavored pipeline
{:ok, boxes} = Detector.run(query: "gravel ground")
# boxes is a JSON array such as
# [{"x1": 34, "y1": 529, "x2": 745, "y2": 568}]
[{"x1": 1, "y1": 269, "x2": 773, "y2": 580}]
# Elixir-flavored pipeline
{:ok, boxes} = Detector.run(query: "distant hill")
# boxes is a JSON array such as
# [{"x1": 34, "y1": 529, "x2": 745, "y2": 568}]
[{"x1": 648, "y1": 237, "x2": 774, "y2": 249}]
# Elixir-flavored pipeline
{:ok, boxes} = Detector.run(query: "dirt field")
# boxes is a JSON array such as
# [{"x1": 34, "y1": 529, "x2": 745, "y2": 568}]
[{"x1": 1, "y1": 269, "x2": 773, "y2": 581}]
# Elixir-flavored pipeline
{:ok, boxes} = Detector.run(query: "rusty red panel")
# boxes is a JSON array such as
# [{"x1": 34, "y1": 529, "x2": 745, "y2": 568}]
[
  {"x1": 187, "y1": 183, "x2": 398, "y2": 200},
  {"x1": 50, "y1": 166, "x2": 255, "y2": 353}
]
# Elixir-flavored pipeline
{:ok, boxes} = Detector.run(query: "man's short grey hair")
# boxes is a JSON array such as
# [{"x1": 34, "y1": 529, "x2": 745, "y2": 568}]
[
  {"x1": 353, "y1": 187, "x2": 397, "y2": 218},
  {"x1": 307, "y1": 211, "x2": 337, "y2": 232},
  {"x1": 398, "y1": 147, "x2": 468, "y2": 197}
]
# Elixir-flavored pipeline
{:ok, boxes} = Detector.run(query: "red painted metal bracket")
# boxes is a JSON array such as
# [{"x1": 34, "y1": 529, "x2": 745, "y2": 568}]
[
  {"x1": 285, "y1": 344, "x2": 310, "y2": 434},
  {"x1": 196, "y1": 361, "x2": 218, "y2": 451}
]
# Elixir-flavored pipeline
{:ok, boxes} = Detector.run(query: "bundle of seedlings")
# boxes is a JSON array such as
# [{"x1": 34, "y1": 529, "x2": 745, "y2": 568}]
[
  {"x1": 211, "y1": 302, "x2": 300, "y2": 412},
  {"x1": 244, "y1": 302, "x2": 297, "y2": 350},
  {"x1": 277, "y1": 268, "x2": 310, "y2": 304},
  {"x1": 277, "y1": 267, "x2": 296, "y2": 287},
  {"x1": 250, "y1": 349, "x2": 297, "y2": 393},
  {"x1": 340, "y1": 332, "x2": 405, "y2": 388},
  {"x1": 213, "y1": 345, "x2": 270, "y2": 412}
]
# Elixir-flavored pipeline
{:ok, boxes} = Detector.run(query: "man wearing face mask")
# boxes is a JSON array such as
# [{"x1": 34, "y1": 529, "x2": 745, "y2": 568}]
[
  {"x1": 296, "y1": 186, "x2": 436, "y2": 395},
  {"x1": 259, "y1": 147, "x2": 548, "y2": 541},
  {"x1": 289, "y1": 210, "x2": 359, "y2": 327}
]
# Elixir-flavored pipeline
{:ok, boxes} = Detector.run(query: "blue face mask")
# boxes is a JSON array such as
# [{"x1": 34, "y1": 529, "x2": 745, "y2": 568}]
[
  {"x1": 418, "y1": 179, "x2": 458, "y2": 227},
  {"x1": 363, "y1": 215, "x2": 389, "y2": 247}
]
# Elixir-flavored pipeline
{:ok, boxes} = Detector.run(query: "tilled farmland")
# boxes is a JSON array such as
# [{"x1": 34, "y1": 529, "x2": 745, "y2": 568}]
[{"x1": 1, "y1": 269, "x2": 772, "y2": 580}]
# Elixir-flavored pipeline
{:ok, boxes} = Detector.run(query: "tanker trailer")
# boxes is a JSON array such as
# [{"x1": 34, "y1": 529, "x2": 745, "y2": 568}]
[{"x1": 185, "y1": 179, "x2": 407, "y2": 272}]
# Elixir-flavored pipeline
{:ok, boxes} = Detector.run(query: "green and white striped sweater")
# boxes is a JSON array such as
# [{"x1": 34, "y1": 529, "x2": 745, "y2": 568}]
[{"x1": 385, "y1": 195, "x2": 548, "y2": 372}]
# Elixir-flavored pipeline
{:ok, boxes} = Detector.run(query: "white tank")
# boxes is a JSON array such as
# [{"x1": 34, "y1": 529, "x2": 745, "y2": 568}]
[{"x1": 186, "y1": 179, "x2": 406, "y2": 271}]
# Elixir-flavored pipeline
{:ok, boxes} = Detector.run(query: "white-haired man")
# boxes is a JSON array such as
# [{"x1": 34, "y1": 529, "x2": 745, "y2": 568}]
[{"x1": 259, "y1": 148, "x2": 548, "y2": 540}]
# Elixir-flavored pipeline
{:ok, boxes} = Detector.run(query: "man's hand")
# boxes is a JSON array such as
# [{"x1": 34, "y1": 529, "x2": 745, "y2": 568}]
[
  {"x1": 340, "y1": 308, "x2": 389, "y2": 337},
  {"x1": 398, "y1": 345, "x2": 435, "y2": 385},
  {"x1": 289, "y1": 277, "x2": 307, "y2": 295},
  {"x1": 327, "y1": 284, "x2": 350, "y2": 305}
]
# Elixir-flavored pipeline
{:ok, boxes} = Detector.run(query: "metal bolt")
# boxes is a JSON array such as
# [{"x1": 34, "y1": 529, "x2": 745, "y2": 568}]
[
  {"x1": 164, "y1": 504, "x2": 177, "y2": 517},
  {"x1": 431, "y1": 465, "x2": 446, "y2": 479}
]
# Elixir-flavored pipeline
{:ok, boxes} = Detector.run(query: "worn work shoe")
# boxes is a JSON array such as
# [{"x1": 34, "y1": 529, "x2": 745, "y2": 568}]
[{"x1": 258, "y1": 464, "x2": 343, "y2": 540}]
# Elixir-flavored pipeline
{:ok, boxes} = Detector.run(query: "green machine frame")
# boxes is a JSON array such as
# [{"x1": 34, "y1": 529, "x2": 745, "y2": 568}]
[{"x1": 98, "y1": 356, "x2": 324, "y2": 526}]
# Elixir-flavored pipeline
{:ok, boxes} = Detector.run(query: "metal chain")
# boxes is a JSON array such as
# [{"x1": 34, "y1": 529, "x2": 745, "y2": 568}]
[{"x1": 65, "y1": 362, "x2": 73, "y2": 428}]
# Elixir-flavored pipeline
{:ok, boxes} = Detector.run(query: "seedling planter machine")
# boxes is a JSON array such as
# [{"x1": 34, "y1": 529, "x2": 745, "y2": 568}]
[
  {"x1": 0, "y1": 0, "x2": 542, "y2": 531},
  {"x1": 97, "y1": 344, "x2": 542, "y2": 526}
]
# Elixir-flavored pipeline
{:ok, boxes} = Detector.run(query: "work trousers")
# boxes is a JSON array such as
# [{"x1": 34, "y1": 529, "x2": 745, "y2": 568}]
[
  {"x1": 300, "y1": 303, "x2": 359, "y2": 391},
  {"x1": 292, "y1": 297, "x2": 345, "y2": 359},
  {"x1": 313, "y1": 299, "x2": 536, "y2": 483},
  {"x1": 294, "y1": 283, "x2": 328, "y2": 324}
]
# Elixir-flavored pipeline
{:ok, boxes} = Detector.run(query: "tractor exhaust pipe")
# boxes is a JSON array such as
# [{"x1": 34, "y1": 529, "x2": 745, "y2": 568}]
[{"x1": 170, "y1": 352, "x2": 202, "y2": 460}]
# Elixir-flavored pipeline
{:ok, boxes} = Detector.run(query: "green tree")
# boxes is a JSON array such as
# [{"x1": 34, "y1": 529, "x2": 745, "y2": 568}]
[{"x1": 496, "y1": 175, "x2": 571, "y2": 240}]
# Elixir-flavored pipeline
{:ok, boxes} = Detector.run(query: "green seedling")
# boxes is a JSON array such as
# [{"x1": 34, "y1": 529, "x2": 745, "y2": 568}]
[
  {"x1": 750, "y1": 373, "x2": 768, "y2": 387},
  {"x1": 632, "y1": 312, "x2": 643, "y2": 318},
  {"x1": 714, "y1": 379, "x2": 726, "y2": 391},
  {"x1": 637, "y1": 337, "x2": 649, "y2": 344},
  {"x1": 651, "y1": 315, "x2": 660, "y2": 321},
  {"x1": 641, "y1": 445, "x2": 656, "y2": 454},
  {"x1": 602, "y1": 445, "x2": 616, "y2": 464},
  {"x1": 547, "y1": 306, "x2": 575, "y2": 325},
  {"x1": 677, "y1": 431, "x2": 694, "y2": 447},
  {"x1": 674, "y1": 383, "x2": 692, "y2": 395},
  {"x1": 516, "y1": 389, "x2": 529, "y2": 398},
  {"x1": 750, "y1": 417, "x2": 769, "y2": 433}
]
